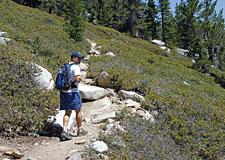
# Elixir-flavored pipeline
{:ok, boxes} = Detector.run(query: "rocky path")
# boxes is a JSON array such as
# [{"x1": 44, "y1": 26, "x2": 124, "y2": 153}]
[
  {"x1": 24, "y1": 123, "x2": 101, "y2": 160},
  {"x1": 23, "y1": 100, "x2": 122, "y2": 160}
]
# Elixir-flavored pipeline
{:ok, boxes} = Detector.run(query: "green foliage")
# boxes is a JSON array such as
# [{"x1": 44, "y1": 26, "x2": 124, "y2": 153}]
[
  {"x1": 95, "y1": 111, "x2": 189, "y2": 160},
  {"x1": 143, "y1": 0, "x2": 158, "y2": 41},
  {"x1": 192, "y1": 59, "x2": 212, "y2": 71},
  {"x1": 158, "y1": 0, "x2": 174, "y2": 45},
  {"x1": 85, "y1": 21, "x2": 225, "y2": 160},
  {"x1": 0, "y1": 0, "x2": 88, "y2": 136},
  {"x1": 0, "y1": 45, "x2": 58, "y2": 136},
  {"x1": 61, "y1": 0, "x2": 85, "y2": 41}
]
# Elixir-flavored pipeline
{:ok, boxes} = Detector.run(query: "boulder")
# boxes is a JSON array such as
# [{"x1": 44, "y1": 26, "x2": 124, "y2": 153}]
[
  {"x1": 90, "y1": 141, "x2": 108, "y2": 153},
  {"x1": 105, "y1": 124, "x2": 126, "y2": 133},
  {"x1": 82, "y1": 97, "x2": 111, "y2": 117},
  {"x1": 151, "y1": 39, "x2": 165, "y2": 47},
  {"x1": 98, "y1": 71, "x2": 111, "y2": 88},
  {"x1": 136, "y1": 108, "x2": 154, "y2": 122},
  {"x1": 92, "y1": 112, "x2": 116, "y2": 124},
  {"x1": 20, "y1": 155, "x2": 38, "y2": 160},
  {"x1": 80, "y1": 62, "x2": 88, "y2": 71},
  {"x1": 0, "y1": 37, "x2": 10, "y2": 44},
  {"x1": 88, "y1": 48, "x2": 96, "y2": 55},
  {"x1": 0, "y1": 32, "x2": 7, "y2": 37},
  {"x1": 175, "y1": 48, "x2": 189, "y2": 56},
  {"x1": 160, "y1": 46, "x2": 167, "y2": 50},
  {"x1": 68, "y1": 152, "x2": 82, "y2": 160},
  {"x1": 151, "y1": 110, "x2": 159, "y2": 117},
  {"x1": 52, "y1": 109, "x2": 77, "y2": 131},
  {"x1": 106, "y1": 52, "x2": 116, "y2": 57},
  {"x1": 82, "y1": 78, "x2": 95, "y2": 85},
  {"x1": 33, "y1": 64, "x2": 54, "y2": 90},
  {"x1": 105, "y1": 88, "x2": 116, "y2": 97},
  {"x1": 0, "y1": 146, "x2": 23, "y2": 159},
  {"x1": 87, "y1": 39, "x2": 96, "y2": 48},
  {"x1": 118, "y1": 90, "x2": 145, "y2": 102},
  {"x1": 79, "y1": 84, "x2": 107, "y2": 100},
  {"x1": 81, "y1": 71, "x2": 87, "y2": 80},
  {"x1": 125, "y1": 99, "x2": 141, "y2": 109}
]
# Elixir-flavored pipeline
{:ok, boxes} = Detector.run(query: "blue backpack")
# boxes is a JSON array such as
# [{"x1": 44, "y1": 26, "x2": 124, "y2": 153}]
[{"x1": 55, "y1": 63, "x2": 77, "y2": 91}]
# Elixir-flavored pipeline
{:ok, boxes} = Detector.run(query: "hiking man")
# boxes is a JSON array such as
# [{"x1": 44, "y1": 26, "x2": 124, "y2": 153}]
[{"x1": 60, "y1": 51, "x2": 88, "y2": 140}]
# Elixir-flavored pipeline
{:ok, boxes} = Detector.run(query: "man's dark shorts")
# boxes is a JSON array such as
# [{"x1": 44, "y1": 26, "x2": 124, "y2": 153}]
[{"x1": 60, "y1": 91, "x2": 82, "y2": 111}]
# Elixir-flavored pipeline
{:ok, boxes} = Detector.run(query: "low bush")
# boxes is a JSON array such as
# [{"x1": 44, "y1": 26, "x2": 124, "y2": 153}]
[
  {"x1": 86, "y1": 22, "x2": 225, "y2": 159},
  {"x1": 0, "y1": 45, "x2": 59, "y2": 136}
]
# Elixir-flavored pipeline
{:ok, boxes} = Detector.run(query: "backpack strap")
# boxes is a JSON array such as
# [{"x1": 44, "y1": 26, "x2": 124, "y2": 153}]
[{"x1": 69, "y1": 63, "x2": 80, "y2": 89}]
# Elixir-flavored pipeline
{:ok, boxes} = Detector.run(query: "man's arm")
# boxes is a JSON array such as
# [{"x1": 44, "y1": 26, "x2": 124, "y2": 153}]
[{"x1": 75, "y1": 75, "x2": 81, "y2": 83}]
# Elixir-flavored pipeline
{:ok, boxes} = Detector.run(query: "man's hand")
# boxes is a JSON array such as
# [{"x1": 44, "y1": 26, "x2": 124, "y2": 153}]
[{"x1": 75, "y1": 75, "x2": 81, "y2": 83}]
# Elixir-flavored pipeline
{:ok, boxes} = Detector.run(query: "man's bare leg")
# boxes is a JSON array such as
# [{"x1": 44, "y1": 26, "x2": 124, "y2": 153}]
[
  {"x1": 75, "y1": 109, "x2": 82, "y2": 129},
  {"x1": 63, "y1": 110, "x2": 72, "y2": 132},
  {"x1": 61, "y1": 110, "x2": 72, "y2": 140},
  {"x1": 75, "y1": 109, "x2": 88, "y2": 136}
]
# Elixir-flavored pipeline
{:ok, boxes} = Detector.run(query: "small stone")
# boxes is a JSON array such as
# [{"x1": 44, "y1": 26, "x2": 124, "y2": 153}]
[
  {"x1": 34, "y1": 143, "x2": 39, "y2": 146},
  {"x1": 91, "y1": 138, "x2": 97, "y2": 142},
  {"x1": 92, "y1": 112, "x2": 116, "y2": 124},
  {"x1": 20, "y1": 155, "x2": 38, "y2": 160},
  {"x1": 75, "y1": 139, "x2": 86, "y2": 145},
  {"x1": 136, "y1": 109, "x2": 146, "y2": 117},
  {"x1": 90, "y1": 141, "x2": 108, "y2": 153},
  {"x1": 107, "y1": 118, "x2": 115, "y2": 124},
  {"x1": 151, "y1": 110, "x2": 159, "y2": 117},
  {"x1": 68, "y1": 152, "x2": 82, "y2": 160},
  {"x1": 4, "y1": 150, "x2": 24, "y2": 159},
  {"x1": 65, "y1": 149, "x2": 78, "y2": 159}
]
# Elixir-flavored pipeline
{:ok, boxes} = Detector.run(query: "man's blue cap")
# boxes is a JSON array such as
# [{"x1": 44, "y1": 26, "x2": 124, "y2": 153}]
[{"x1": 71, "y1": 51, "x2": 84, "y2": 58}]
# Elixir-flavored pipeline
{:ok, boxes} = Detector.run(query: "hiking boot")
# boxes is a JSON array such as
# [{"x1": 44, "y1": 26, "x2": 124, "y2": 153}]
[
  {"x1": 61, "y1": 131, "x2": 72, "y2": 140},
  {"x1": 77, "y1": 128, "x2": 88, "y2": 137}
]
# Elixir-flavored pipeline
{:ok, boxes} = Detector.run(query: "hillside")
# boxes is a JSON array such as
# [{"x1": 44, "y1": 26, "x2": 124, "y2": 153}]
[{"x1": 0, "y1": 0, "x2": 224, "y2": 159}]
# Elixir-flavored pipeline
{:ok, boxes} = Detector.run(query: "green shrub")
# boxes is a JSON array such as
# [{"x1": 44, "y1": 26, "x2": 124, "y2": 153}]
[
  {"x1": 0, "y1": 45, "x2": 59, "y2": 136},
  {"x1": 85, "y1": 20, "x2": 225, "y2": 160}
]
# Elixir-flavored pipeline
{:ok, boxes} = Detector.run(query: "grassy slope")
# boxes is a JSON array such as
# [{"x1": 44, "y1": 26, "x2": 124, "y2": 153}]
[{"x1": 0, "y1": 0, "x2": 224, "y2": 159}]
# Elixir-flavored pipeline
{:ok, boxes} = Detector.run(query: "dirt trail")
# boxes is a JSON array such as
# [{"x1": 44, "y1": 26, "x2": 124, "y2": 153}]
[
  {"x1": 22, "y1": 102, "x2": 120, "y2": 160},
  {"x1": 24, "y1": 123, "x2": 100, "y2": 160}
]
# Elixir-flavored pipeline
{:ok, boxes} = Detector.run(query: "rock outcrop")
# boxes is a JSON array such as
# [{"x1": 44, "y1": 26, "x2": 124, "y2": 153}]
[
  {"x1": 33, "y1": 64, "x2": 54, "y2": 90},
  {"x1": 98, "y1": 71, "x2": 111, "y2": 88},
  {"x1": 118, "y1": 90, "x2": 145, "y2": 102},
  {"x1": 79, "y1": 83, "x2": 108, "y2": 100}
]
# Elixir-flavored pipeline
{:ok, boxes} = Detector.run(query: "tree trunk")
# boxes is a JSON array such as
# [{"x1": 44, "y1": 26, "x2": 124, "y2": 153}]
[{"x1": 129, "y1": 9, "x2": 139, "y2": 38}]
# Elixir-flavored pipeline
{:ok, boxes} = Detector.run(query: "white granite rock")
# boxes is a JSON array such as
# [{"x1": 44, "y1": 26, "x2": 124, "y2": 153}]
[
  {"x1": 90, "y1": 141, "x2": 108, "y2": 153},
  {"x1": 79, "y1": 84, "x2": 107, "y2": 100},
  {"x1": 33, "y1": 64, "x2": 54, "y2": 90}
]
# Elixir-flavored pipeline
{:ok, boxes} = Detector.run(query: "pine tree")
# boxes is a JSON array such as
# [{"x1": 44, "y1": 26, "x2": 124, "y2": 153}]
[
  {"x1": 110, "y1": 0, "x2": 129, "y2": 31},
  {"x1": 143, "y1": 0, "x2": 158, "y2": 40},
  {"x1": 205, "y1": 10, "x2": 225, "y2": 68},
  {"x1": 158, "y1": 0, "x2": 173, "y2": 45},
  {"x1": 128, "y1": 0, "x2": 145, "y2": 38},
  {"x1": 199, "y1": 0, "x2": 218, "y2": 61},
  {"x1": 84, "y1": 0, "x2": 129, "y2": 32},
  {"x1": 12, "y1": 0, "x2": 42, "y2": 8},
  {"x1": 43, "y1": 0, "x2": 57, "y2": 14},
  {"x1": 62, "y1": 0, "x2": 85, "y2": 41},
  {"x1": 175, "y1": 0, "x2": 201, "y2": 55}
]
